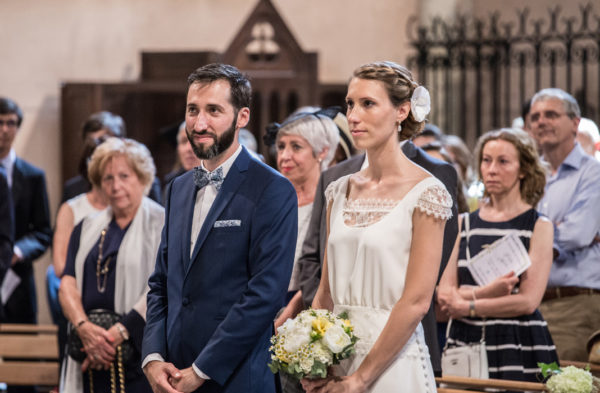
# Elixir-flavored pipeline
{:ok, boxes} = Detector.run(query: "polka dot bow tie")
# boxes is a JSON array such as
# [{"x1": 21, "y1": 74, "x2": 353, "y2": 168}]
[{"x1": 193, "y1": 166, "x2": 224, "y2": 191}]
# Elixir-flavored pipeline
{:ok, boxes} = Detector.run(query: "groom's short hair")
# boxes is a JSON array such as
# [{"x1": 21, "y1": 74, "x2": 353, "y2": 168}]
[{"x1": 187, "y1": 63, "x2": 252, "y2": 111}]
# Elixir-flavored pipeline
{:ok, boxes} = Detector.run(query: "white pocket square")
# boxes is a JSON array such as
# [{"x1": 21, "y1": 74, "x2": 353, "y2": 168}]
[{"x1": 214, "y1": 219, "x2": 241, "y2": 228}]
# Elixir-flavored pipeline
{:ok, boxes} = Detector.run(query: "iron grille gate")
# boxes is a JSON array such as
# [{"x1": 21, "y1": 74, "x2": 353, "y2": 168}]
[{"x1": 407, "y1": 4, "x2": 600, "y2": 147}]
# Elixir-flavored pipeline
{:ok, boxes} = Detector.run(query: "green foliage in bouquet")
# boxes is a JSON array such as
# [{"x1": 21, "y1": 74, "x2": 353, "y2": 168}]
[{"x1": 269, "y1": 308, "x2": 359, "y2": 380}]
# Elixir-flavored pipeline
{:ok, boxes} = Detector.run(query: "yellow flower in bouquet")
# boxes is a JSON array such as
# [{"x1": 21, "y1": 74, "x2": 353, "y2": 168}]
[{"x1": 312, "y1": 316, "x2": 332, "y2": 338}]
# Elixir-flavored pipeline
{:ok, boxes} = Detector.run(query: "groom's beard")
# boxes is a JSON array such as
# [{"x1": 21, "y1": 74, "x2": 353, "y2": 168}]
[{"x1": 187, "y1": 113, "x2": 238, "y2": 160}]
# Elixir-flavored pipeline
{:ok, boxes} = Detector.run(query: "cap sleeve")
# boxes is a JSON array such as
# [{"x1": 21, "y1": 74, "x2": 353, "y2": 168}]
[
  {"x1": 324, "y1": 175, "x2": 350, "y2": 208},
  {"x1": 416, "y1": 182, "x2": 453, "y2": 221}
]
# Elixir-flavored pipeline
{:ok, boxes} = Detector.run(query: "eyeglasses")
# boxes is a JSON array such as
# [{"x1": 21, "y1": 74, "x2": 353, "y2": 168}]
[
  {"x1": 529, "y1": 110, "x2": 569, "y2": 123},
  {"x1": 0, "y1": 119, "x2": 18, "y2": 128}
]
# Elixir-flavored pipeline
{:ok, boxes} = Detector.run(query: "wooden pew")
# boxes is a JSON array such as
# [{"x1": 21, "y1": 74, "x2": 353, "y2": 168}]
[
  {"x1": 438, "y1": 359, "x2": 599, "y2": 391},
  {"x1": 560, "y1": 359, "x2": 600, "y2": 378},
  {"x1": 0, "y1": 324, "x2": 59, "y2": 386},
  {"x1": 436, "y1": 375, "x2": 547, "y2": 392}
]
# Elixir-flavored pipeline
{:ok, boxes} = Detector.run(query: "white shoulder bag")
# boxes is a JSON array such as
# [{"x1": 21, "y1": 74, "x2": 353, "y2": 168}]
[{"x1": 441, "y1": 212, "x2": 489, "y2": 379}]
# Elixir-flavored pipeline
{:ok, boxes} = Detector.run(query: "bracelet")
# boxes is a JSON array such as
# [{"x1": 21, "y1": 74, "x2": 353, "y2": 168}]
[
  {"x1": 116, "y1": 323, "x2": 129, "y2": 340},
  {"x1": 469, "y1": 300, "x2": 477, "y2": 318},
  {"x1": 75, "y1": 319, "x2": 87, "y2": 330}
]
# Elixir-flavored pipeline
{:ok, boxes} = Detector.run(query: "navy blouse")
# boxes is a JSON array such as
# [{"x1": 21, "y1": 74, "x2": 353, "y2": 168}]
[{"x1": 64, "y1": 219, "x2": 145, "y2": 351}]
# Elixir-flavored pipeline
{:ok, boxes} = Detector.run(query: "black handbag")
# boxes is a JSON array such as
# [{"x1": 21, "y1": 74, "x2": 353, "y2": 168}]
[{"x1": 67, "y1": 309, "x2": 135, "y2": 365}]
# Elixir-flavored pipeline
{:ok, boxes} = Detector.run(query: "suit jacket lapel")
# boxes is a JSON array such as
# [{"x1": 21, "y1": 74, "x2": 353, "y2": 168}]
[
  {"x1": 187, "y1": 148, "x2": 250, "y2": 275},
  {"x1": 178, "y1": 173, "x2": 197, "y2": 270}
]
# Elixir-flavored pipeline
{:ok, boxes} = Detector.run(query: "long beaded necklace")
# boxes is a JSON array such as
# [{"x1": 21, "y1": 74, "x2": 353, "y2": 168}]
[
  {"x1": 96, "y1": 227, "x2": 113, "y2": 293},
  {"x1": 87, "y1": 345, "x2": 125, "y2": 393}
]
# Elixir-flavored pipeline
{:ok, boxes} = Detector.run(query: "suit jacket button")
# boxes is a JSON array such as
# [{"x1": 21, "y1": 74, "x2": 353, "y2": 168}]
[{"x1": 182, "y1": 297, "x2": 190, "y2": 306}]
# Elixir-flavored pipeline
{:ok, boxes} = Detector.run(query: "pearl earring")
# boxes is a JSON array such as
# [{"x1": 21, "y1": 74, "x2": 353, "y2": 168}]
[{"x1": 397, "y1": 123, "x2": 402, "y2": 132}]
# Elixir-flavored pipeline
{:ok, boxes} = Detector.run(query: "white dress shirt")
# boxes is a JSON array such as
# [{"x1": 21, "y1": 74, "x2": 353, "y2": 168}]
[
  {"x1": 142, "y1": 146, "x2": 242, "y2": 380},
  {"x1": 0, "y1": 148, "x2": 16, "y2": 188}
]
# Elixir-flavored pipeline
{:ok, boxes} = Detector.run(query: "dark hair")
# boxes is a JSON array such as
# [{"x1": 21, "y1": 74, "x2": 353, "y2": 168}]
[
  {"x1": 521, "y1": 98, "x2": 532, "y2": 120},
  {"x1": 82, "y1": 111, "x2": 126, "y2": 139},
  {"x1": 78, "y1": 136, "x2": 107, "y2": 180},
  {"x1": 352, "y1": 61, "x2": 425, "y2": 140},
  {"x1": 187, "y1": 63, "x2": 251, "y2": 111},
  {"x1": 474, "y1": 128, "x2": 547, "y2": 206},
  {"x1": 0, "y1": 97, "x2": 23, "y2": 127}
]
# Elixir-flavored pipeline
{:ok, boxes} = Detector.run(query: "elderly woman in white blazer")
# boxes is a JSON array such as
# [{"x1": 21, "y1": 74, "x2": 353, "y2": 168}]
[{"x1": 59, "y1": 137, "x2": 164, "y2": 393}]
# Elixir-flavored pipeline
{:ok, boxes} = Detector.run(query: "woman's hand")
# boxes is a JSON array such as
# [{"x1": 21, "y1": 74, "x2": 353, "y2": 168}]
[
  {"x1": 438, "y1": 287, "x2": 469, "y2": 318},
  {"x1": 302, "y1": 375, "x2": 367, "y2": 393},
  {"x1": 482, "y1": 271, "x2": 518, "y2": 298},
  {"x1": 81, "y1": 354, "x2": 110, "y2": 372},
  {"x1": 107, "y1": 323, "x2": 125, "y2": 349},
  {"x1": 77, "y1": 322, "x2": 116, "y2": 367},
  {"x1": 436, "y1": 285, "x2": 455, "y2": 312},
  {"x1": 301, "y1": 376, "x2": 334, "y2": 393}
]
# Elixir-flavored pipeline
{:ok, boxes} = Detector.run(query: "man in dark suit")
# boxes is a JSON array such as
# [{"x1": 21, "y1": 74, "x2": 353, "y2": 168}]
[
  {"x1": 0, "y1": 166, "x2": 14, "y2": 321},
  {"x1": 0, "y1": 97, "x2": 52, "y2": 324},
  {"x1": 297, "y1": 139, "x2": 458, "y2": 376},
  {"x1": 142, "y1": 64, "x2": 297, "y2": 393}
]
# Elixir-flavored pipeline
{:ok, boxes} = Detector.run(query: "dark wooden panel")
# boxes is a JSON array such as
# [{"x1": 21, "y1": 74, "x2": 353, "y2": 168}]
[
  {"x1": 61, "y1": 82, "x2": 187, "y2": 186},
  {"x1": 141, "y1": 51, "x2": 222, "y2": 81}
]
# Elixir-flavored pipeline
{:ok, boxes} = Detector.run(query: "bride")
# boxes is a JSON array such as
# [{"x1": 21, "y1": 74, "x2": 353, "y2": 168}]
[{"x1": 302, "y1": 61, "x2": 452, "y2": 393}]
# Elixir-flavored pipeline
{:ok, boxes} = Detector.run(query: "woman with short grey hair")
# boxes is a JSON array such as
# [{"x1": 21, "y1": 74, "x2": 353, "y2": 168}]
[
  {"x1": 59, "y1": 137, "x2": 163, "y2": 393},
  {"x1": 266, "y1": 111, "x2": 339, "y2": 393},
  {"x1": 276, "y1": 112, "x2": 340, "y2": 171}
]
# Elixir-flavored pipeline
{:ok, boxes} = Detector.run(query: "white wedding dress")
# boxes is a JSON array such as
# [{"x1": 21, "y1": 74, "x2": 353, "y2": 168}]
[{"x1": 325, "y1": 175, "x2": 452, "y2": 393}]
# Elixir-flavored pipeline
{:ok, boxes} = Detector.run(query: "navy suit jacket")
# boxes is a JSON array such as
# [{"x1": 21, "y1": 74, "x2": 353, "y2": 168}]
[
  {"x1": 5, "y1": 157, "x2": 52, "y2": 323},
  {"x1": 143, "y1": 147, "x2": 297, "y2": 393},
  {"x1": 297, "y1": 141, "x2": 459, "y2": 375},
  {"x1": 0, "y1": 167, "x2": 14, "y2": 320}
]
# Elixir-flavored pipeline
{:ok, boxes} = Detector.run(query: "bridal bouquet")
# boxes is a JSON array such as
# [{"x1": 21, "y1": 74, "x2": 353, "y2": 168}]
[
  {"x1": 539, "y1": 362, "x2": 600, "y2": 393},
  {"x1": 269, "y1": 308, "x2": 359, "y2": 380}
]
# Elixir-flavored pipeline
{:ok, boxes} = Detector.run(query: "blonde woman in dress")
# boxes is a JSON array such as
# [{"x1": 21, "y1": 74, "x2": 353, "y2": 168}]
[{"x1": 302, "y1": 61, "x2": 452, "y2": 393}]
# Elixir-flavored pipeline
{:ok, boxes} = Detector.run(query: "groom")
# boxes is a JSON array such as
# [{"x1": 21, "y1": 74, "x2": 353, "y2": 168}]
[{"x1": 142, "y1": 63, "x2": 297, "y2": 393}]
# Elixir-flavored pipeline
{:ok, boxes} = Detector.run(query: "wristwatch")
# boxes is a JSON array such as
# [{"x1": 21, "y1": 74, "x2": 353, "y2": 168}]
[
  {"x1": 469, "y1": 300, "x2": 477, "y2": 318},
  {"x1": 116, "y1": 323, "x2": 129, "y2": 340}
]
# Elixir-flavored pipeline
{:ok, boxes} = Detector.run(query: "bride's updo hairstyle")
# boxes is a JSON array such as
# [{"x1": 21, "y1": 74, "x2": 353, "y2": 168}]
[{"x1": 352, "y1": 61, "x2": 425, "y2": 141}]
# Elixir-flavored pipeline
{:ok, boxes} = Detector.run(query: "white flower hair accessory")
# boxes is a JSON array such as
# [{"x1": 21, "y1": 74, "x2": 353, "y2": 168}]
[{"x1": 410, "y1": 86, "x2": 431, "y2": 122}]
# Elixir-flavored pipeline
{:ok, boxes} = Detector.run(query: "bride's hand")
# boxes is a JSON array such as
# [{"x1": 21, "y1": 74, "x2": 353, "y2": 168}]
[
  {"x1": 307, "y1": 375, "x2": 367, "y2": 393},
  {"x1": 301, "y1": 376, "x2": 333, "y2": 392}
]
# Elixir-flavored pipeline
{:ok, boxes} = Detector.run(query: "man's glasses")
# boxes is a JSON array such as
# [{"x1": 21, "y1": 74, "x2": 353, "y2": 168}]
[{"x1": 0, "y1": 119, "x2": 18, "y2": 128}]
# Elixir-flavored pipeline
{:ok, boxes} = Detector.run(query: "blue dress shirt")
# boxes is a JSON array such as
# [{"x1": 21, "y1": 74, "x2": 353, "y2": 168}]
[{"x1": 537, "y1": 143, "x2": 600, "y2": 289}]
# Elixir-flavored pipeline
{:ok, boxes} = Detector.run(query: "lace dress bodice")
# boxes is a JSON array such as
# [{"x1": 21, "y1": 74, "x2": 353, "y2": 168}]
[{"x1": 326, "y1": 175, "x2": 452, "y2": 228}]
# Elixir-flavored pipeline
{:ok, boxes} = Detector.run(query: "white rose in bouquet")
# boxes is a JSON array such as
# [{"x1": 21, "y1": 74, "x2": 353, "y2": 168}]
[
  {"x1": 278, "y1": 319, "x2": 312, "y2": 353},
  {"x1": 323, "y1": 324, "x2": 352, "y2": 354}
]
